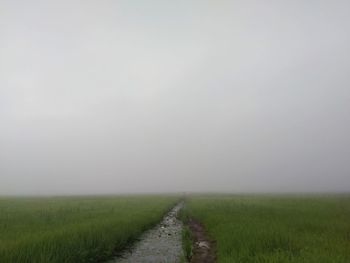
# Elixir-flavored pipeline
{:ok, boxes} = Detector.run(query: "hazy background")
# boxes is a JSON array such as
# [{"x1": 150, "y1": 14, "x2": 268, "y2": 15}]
[{"x1": 1, "y1": 0, "x2": 349, "y2": 195}]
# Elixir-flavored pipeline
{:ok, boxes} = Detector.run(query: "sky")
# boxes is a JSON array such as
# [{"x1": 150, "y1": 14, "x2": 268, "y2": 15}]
[{"x1": 1, "y1": 0, "x2": 350, "y2": 195}]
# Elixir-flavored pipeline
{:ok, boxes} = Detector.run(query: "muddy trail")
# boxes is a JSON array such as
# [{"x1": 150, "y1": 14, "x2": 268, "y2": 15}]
[
  {"x1": 109, "y1": 202, "x2": 184, "y2": 263},
  {"x1": 187, "y1": 218, "x2": 216, "y2": 263}
]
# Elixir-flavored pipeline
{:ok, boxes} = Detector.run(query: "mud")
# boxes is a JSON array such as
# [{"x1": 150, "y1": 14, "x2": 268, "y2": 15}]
[
  {"x1": 187, "y1": 218, "x2": 216, "y2": 263},
  {"x1": 109, "y1": 202, "x2": 184, "y2": 263}
]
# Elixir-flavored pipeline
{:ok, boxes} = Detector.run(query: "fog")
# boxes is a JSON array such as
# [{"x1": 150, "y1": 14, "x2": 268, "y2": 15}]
[{"x1": 1, "y1": 0, "x2": 349, "y2": 195}]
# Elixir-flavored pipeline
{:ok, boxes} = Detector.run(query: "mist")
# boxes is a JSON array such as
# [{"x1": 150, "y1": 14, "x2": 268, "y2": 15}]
[{"x1": 1, "y1": 0, "x2": 350, "y2": 195}]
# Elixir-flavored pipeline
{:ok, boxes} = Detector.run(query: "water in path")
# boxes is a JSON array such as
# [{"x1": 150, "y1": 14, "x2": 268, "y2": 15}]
[{"x1": 110, "y1": 202, "x2": 184, "y2": 263}]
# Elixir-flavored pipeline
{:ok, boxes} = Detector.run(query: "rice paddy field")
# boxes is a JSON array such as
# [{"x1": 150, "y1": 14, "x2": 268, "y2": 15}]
[
  {"x1": 1, "y1": 194, "x2": 350, "y2": 263},
  {"x1": 0, "y1": 195, "x2": 178, "y2": 263},
  {"x1": 182, "y1": 194, "x2": 350, "y2": 263}
]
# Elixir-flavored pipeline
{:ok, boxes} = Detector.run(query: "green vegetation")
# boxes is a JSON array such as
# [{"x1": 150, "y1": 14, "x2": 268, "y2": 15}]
[
  {"x1": 0, "y1": 195, "x2": 178, "y2": 263},
  {"x1": 181, "y1": 225, "x2": 192, "y2": 261},
  {"x1": 178, "y1": 206, "x2": 192, "y2": 261},
  {"x1": 182, "y1": 194, "x2": 350, "y2": 263},
  {"x1": 3, "y1": 194, "x2": 349, "y2": 262}
]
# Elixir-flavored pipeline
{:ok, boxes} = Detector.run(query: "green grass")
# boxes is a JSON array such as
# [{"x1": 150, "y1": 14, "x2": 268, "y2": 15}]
[
  {"x1": 182, "y1": 194, "x2": 350, "y2": 263},
  {"x1": 181, "y1": 225, "x2": 192, "y2": 261},
  {"x1": 0, "y1": 195, "x2": 178, "y2": 263}
]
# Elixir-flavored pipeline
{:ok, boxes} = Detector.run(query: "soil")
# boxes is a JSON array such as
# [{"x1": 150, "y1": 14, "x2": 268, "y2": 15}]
[{"x1": 187, "y1": 218, "x2": 216, "y2": 263}]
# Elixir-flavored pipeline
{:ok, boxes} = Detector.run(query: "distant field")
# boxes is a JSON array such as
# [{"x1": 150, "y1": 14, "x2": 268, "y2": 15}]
[
  {"x1": 182, "y1": 194, "x2": 350, "y2": 263},
  {"x1": 0, "y1": 195, "x2": 178, "y2": 263}
]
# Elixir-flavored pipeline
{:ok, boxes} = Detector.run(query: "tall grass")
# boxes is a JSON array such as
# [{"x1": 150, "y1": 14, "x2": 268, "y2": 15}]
[
  {"x1": 183, "y1": 194, "x2": 350, "y2": 263},
  {"x1": 0, "y1": 195, "x2": 178, "y2": 263}
]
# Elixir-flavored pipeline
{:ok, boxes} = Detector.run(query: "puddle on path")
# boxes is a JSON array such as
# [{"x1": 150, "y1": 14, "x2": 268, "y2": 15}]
[{"x1": 109, "y1": 202, "x2": 184, "y2": 263}]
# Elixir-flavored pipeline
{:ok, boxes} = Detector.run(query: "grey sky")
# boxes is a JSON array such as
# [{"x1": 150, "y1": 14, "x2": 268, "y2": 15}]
[{"x1": 1, "y1": 0, "x2": 349, "y2": 195}]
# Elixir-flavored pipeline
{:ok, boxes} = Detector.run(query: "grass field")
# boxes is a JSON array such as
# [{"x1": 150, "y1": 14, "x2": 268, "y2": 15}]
[
  {"x1": 0, "y1": 195, "x2": 178, "y2": 263},
  {"x1": 182, "y1": 194, "x2": 350, "y2": 263}
]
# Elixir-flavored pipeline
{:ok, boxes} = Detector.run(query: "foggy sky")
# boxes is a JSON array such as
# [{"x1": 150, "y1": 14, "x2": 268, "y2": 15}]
[{"x1": 1, "y1": 0, "x2": 350, "y2": 195}]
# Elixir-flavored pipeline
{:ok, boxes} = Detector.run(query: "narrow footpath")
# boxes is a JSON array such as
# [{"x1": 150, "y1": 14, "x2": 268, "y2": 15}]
[
  {"x1": 110, "y1": 202, "x2": 184, "y2": 263},
  {"x1": 186, "y1": 218, "x2": 216, "y2": 263}
]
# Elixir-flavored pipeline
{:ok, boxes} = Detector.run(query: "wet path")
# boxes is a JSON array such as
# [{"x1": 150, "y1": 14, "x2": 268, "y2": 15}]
[
  {"x1": 187, "y1": 218, "x2": 216, "y2": 263},
  {"x1": 109, "y1": 202, "x2": 184, "y2": 263}
]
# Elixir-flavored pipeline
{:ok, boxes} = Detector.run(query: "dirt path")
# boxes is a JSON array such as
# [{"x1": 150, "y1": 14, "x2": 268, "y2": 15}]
[
  {"x1": 109, "y1": 202, "x2": 184, "y2": 263},
  {"x1": 187, "y1": 218, "x2": 216, "y2": 263}
]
